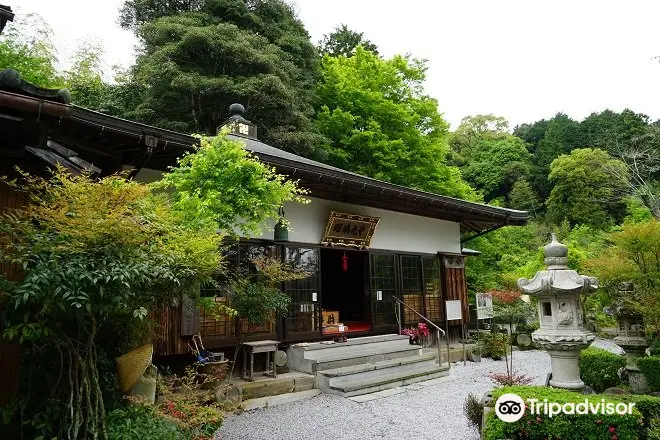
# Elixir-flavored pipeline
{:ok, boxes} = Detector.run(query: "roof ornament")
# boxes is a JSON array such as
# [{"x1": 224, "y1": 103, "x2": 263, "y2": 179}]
[{"x1": 218, "y1": 103, "x2": 257, "y2": 140}]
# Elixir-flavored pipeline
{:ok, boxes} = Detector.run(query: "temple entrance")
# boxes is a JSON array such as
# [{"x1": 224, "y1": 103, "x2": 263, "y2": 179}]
[{"x1": 320, "y1": 248, "x2": 371, "y2": 335}]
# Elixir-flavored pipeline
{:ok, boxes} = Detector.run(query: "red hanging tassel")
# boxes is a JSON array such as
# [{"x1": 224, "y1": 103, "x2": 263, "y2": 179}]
[{"x1": 341, "y1": 253, "x2": 349, "y2": 272}]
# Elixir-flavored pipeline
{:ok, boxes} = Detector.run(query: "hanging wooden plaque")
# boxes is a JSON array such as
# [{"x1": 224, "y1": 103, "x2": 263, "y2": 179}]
[{"x1": 321, "y1": 211, "x2": 380, "y2": 248}]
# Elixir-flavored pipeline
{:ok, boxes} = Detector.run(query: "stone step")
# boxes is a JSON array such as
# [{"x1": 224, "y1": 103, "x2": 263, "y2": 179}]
[
  {"x1": 242, "y1": 389, "x2": 322, "y2": 411},
  {"x1": 288, "y1": 337, "x2": 422, "y2": 374},
  {"x1": 292, "y1": 334, "x2": 409, "y2": 352},
  {"x1": 303, "y1": 339, "x2": 415, "y2": 361},
  {"x1": 316, "y1": 354, "x2": 438, "y2": 390},
  {"x1": 318, "y1": 353, "x2": 437, "y2": 378},
  {"x1": 326, "y1": 364, "x2": 451, "y2": 397}
]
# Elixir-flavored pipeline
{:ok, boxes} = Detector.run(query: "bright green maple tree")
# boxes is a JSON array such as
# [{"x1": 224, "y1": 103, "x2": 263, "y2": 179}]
[{"x1": 314, "y1": 47, "x2": 474, "y2": 199}]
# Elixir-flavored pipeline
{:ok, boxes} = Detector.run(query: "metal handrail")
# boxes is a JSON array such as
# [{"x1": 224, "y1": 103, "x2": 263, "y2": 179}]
[{"x1": 391, "y1": 296, "x2": 450, "y2": 368}]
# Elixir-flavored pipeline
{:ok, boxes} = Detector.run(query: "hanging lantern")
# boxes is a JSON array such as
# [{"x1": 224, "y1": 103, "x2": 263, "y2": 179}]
[
  {"x1": 274, "y1": 206, "x2": 288, "y2": 242},
  {"x1": 341, "y1": 252, "x2": 349, "y2": 272}
]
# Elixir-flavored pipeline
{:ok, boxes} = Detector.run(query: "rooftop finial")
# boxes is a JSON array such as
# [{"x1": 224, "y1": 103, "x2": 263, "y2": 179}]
[
  {"x1": 229, "y1": 103, "x2": 245, "y2": 117},
  {"x1": 543, "y1": 233, "x2": 568, "y2": 269}
]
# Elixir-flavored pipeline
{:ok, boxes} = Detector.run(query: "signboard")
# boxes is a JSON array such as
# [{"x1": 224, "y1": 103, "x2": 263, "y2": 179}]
[
  {"x1": 445, "y1": 300, "x2": 463, "y2": 321},
  {"x1": 180, "y1": 294, "x2": 200, "y2": 336},
  {"x1": 321, "y1": 211, "x2": 380, "y2": 248},
  {"x1": 476, "y1": 292, "x2": 494, "y2": 320}
]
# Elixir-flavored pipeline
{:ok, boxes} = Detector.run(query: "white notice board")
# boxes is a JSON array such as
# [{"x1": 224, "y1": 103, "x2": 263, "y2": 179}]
[
  {"x1": 476, "y1": 292, "x2": 494, "y2": 320},
  {"x1": 445, "y1": 300, "x2": 463, "y2": 321}
]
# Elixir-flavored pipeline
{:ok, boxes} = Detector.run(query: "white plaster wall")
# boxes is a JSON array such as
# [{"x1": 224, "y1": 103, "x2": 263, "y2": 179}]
[
  {"x1": 129, "y1": 169, "x2": 461, "y2": 254},
  {"x1": 256, "y1": 197, "x2": 461, "y2": 255}
]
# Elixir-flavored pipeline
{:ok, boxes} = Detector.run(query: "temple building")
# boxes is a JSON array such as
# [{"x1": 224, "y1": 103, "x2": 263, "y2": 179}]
[{"x1": 0, "y1": 70, "x2": 529, "y2": 357}]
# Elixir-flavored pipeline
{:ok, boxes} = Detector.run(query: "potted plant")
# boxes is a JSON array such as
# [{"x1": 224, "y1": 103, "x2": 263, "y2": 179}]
[{"x1": 401, "y1": 322, "x2": 431, "y2": 346}]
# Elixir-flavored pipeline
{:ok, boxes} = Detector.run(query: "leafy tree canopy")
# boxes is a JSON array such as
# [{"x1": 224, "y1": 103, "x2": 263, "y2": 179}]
[
  {"x1": 315, "y1": 47, "x2": 474, "y2": 199},
  {"x1": 0, "y1": 14, "x2": 61, "y2": 88},
  {"x1": 318, "y1": 24, "x2": 378, "y2": 57},
  {"x1": 450, "y1": 114, "x2": 510, "y2": 163},
  {"x1": 121, "y1": 0, "x2": 326, "y2": 158},
  {"x1": 508, "y1": 178, "x2": 541, "y2": 214},
  {"x1": 461, "y1": 133, "x2": 532, "y2": 202},
  {"x1": 152, "y1": 134, "x2": 309, "y2": 237},
  {"x1": 546, "y1": 148, "x2": 629, "y2": 229}
]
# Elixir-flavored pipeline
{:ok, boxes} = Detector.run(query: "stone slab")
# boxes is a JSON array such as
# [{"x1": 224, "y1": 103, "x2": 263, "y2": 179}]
[
  {"x1": 348, "y1": 387, "x2": 407, "y2": 403},
  {"x1": 294, "y1": 375, "x2": 315, "y2": 392},
  {"x1": 242, "y1": 389, "x2": 321, "y2": 411},
  {"x1": 239, "y1": 378, "x2": 294, "y2": 399}
]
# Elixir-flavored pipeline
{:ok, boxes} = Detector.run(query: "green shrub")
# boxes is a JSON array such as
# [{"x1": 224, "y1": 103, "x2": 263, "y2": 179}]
[
  {"x1": 638, "y1": 357, "x2": 660, "y2": 392},
  {"x1": 579, "y1": 347, "x2": 626, "y2": 392},
  {"x1": 649, "y1": 338, "x2": 660, "y2": 356},
  {"x1": 648, "y1": 419, "x2": 660, "y2": 440},
  {"x1": 463, "y1": 393, "x2": 483, "y2": 432},
  {"x1": 107, "y1": 403, "x2": 180, "y2": 440},
  {"x1": 482, "y1": 332, "x2": 508, "y2": 360},
  {"x1": 619, "y1": 395, "x2": 660, "y2": 437},
  {"x1": 484, "y1": 386, "x2": 643, "y2": 440}
]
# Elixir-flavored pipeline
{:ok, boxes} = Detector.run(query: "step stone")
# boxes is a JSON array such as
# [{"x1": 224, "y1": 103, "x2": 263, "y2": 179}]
[
  {"x1": 318, "y1": 353, "x2": 437, "y2": 378},
  {"x1": 313, "y1": 347, "x2": 422, "y2": 372},
  {"x1": 329, "y1": 365, "x2": 451, "y2": 397},
  {"x1": 293, "y1": 334, "x2": 409, "y2": 352}
]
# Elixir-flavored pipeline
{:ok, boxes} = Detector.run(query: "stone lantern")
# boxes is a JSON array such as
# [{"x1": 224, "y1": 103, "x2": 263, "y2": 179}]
[
  {"x1": 612, "y1": 282, "x2": 648, "y2": 394},
  {"x1": 518, "y1": 234, "x2": 597, "y2": 389}
]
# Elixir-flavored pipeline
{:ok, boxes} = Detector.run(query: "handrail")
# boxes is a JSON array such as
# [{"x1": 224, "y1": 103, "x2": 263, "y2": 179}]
[
  {"x1": 392, "y1": 296, "x2": 445, "y2": 336},
  {"x1": 391, "y1": 296, "x2": 450, "y2": 368}
]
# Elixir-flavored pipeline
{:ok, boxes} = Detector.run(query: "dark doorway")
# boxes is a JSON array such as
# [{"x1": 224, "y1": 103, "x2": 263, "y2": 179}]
[{"x1": 320, "y1": 248, "x2": 371, "y2": 334}]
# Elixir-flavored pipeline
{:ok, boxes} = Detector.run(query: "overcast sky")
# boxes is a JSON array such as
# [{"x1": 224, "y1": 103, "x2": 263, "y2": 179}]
[{"x1": 12, "y1": 0, "x2": 660, "y2": 129}]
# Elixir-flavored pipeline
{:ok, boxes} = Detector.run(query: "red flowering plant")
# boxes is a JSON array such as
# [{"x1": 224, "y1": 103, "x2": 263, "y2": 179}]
[
  {"x1": 158, "y1": 367, "x2": 224, "y2": 440},
  {"x1": 402, "y1": 322, "x2": 431, "y2": 345}
]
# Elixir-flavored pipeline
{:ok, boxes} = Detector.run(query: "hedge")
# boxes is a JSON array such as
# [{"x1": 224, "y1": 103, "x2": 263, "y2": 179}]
[
  {"x1": 579, "y1": 347, "x2": 626, "y2": 392},
  {"x1": 616, "y1": 394, "x2": 660, "y2": 440},
  {"x1": 637, "y1": 356, "x2": 660, "y2": 392},
  {"x1": 484, "y1": 386, "x2": 643, "y2": 440}
]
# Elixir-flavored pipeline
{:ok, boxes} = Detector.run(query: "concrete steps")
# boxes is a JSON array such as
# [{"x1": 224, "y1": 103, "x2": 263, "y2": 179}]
[
  {"x1": 287, "y1": 334, "x2": 420, "y2": 374},
  {"x1": 288, "y1": 334, "x2": 451, "y2": 397}
]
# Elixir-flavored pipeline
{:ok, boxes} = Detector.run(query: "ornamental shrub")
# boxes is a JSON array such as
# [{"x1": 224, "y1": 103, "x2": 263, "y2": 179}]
[
  {"x1": 482, "y1": 332, "x2": 508, "y2": 360},
  {"x1": 648, "y1": 419, "x2": 660, "y2": 440},
  {"x1": 484, "y1": 386, "x2": 643, "y2": 440},
  {"x1": 638, "y1": 357, "x2": 660, "y2": 392},
  {"x1": 579, "y1": 347, "x2": 626, "y2": 392},
  {"x1": 107, "y1": 403, "x2": 180, "y2": 440}
]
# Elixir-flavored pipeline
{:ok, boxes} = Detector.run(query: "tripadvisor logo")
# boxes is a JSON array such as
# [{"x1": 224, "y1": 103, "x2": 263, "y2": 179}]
[{"x1": 494, "y1": 393, "x2": 636, "y2": 423}]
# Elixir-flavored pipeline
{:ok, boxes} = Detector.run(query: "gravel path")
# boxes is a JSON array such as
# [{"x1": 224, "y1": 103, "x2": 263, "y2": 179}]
[{"x1": 218, "y1": 338, "x2": 621, "y2": 440}]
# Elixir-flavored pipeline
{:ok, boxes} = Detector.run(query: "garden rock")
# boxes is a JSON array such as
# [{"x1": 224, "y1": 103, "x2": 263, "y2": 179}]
[
  {"x1": 617, "y1": 367, "x2": 629, "y2": 381},
  {"x1": 581, "y1": 386, "x2": 597, "y2": 395},
  {"x1": 603, "y1": 387, "x2": 628, "y2": 395},
  {"x1": 480, "y1": 391, "x2": 493, "y2": 406},
  {"x1": 648, "y1": 391, "x2": 660, "y2": 398}
]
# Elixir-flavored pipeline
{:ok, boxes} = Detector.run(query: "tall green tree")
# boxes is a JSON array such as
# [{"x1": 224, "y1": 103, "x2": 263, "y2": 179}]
[
  {"x1": 120, "y1": 0, "x2": 326, "y2": 158},
  {"x1": 318, "y1": 24, "x2": 378, "y2": 57},
  {"x1": 508, "y1": 178, "x2": 540, "y2": 215},
  {"x1": 450, "y1": 114, "x2": 510, "y2": 163},
  {"x1": 0, "y1": 14, "x2": 61, "y2": 88},
  {"x1": 450, "y1": 115, "x2": 531, "y2": 202},
  {"x1": 546, "y1": 148, "x2": 629, "y2": 229},
  {"x1": 580, "y1": 109, "x2": 649, "y2": 153},
  {"x1": 513, "y1": 119, "x2": 549, "y2": 155},
  {"x1": 314, "y1": 47, "x2": 474, "y2": 199},
  {"x1": 461, "y1": 135, "x2": 532, "y2": 203},
  {"x1": 531, "y1": 113, "x2": 585, "y2": 200}
]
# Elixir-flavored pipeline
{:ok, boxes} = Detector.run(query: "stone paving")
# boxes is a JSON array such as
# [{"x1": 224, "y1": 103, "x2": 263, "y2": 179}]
[{"x1": 217, "y1": 338, "x2": 620, "y2": 440}]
